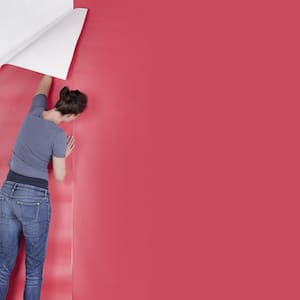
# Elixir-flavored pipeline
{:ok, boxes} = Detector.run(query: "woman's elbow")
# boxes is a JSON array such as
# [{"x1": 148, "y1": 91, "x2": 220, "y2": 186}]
[
  {"x1": 54, "y1": 170, "x2": 66, "y2": 181},
  {"x1": 55, "y1": 175, "x2": 65, "y2": 181}
]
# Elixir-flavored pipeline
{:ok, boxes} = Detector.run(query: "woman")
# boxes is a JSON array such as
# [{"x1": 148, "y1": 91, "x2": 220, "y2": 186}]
[{"x1": 0, "y1": 74, "x2": 87, "y2": 300}]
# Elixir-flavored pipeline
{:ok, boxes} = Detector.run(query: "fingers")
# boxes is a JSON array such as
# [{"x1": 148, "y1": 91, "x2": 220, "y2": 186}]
[
  {"x1": 67, "y1": 135, "x2": 74, "y2": 144},
  {"x1": 66, "y1": 135, "x2": 75, "y2": 150}
]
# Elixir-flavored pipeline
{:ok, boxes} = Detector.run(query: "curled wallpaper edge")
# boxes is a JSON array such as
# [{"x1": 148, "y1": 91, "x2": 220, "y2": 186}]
[{"x1": 0, "y1": 6, "x2": 88, "y2": 79}]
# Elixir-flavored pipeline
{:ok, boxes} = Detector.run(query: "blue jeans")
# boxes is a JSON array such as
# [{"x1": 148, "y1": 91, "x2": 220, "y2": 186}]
[{"x1": 0, "y1": 181, "x2": 51, "y2": 300}]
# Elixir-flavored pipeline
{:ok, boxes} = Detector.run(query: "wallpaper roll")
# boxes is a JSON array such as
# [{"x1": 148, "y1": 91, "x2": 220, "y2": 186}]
[{"x1": 0, "y1": 1, "x2": 87, "y2": 79}]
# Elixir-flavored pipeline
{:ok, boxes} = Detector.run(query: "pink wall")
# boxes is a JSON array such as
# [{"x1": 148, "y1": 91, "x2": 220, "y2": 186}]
[
  {"x1": 4, "y1": 1, "x2": 300, "y2": 300},
  {"x1": 72, "y1": 1, "x2": 152, "y2": 299}
]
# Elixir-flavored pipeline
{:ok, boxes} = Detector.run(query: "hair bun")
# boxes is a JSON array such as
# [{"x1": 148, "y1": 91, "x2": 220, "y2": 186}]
[{"x1": 60, "y1": 86, "x2": 70, "y2": 100}]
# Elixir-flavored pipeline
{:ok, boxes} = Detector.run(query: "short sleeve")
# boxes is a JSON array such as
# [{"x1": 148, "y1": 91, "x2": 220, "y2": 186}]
[
  {"x1": 52, "y1": 131, "x2": 67, "y2": 158},
  {"x1": 29, "y1": 94, "x2": 47, "y2": 116}
]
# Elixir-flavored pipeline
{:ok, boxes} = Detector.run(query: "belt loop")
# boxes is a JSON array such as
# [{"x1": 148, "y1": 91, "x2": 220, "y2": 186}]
[{"x1": 9, "y1": 183, "x2": 18, "y2": 198}]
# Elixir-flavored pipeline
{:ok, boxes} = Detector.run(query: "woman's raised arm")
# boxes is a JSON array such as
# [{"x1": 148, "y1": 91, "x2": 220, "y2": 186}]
[{"x1": 34, "y1": 74, "x2": 53, "y2": 96}]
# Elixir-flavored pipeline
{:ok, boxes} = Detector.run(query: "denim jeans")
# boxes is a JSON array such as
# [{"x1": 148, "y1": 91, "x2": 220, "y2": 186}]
[{"x1": 0, "y1": 181, "x2": 51, "y2": 300}]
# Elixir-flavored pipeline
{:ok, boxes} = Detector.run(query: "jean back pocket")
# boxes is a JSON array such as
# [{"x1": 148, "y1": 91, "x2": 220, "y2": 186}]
[{"x1": 16, "y1": 200, "x2": 40, "y2": 223}]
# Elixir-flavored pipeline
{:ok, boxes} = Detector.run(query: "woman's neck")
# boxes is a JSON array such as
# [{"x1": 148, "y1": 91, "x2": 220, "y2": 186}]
[{"x1": 42, "y1": 109, "x2": 62, "y2": 125}]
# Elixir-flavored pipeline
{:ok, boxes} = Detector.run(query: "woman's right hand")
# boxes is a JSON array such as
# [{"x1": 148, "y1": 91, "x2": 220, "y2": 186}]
[{"x1": 66, "y1": 135, "x2": 75, "y2": 157}]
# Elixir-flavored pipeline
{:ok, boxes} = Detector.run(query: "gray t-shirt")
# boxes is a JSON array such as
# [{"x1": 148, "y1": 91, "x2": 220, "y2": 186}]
[{"x1": 9, "y1": 94, "x2": 67, "y2": 180}]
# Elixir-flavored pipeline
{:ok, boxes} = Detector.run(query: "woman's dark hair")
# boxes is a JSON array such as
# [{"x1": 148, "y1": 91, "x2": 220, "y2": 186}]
[{"x1": 55, "y1": 86, "x2": 87, "y2": 115}]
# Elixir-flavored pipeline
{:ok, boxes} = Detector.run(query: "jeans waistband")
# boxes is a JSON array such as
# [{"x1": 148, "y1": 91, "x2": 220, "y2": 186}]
[
  {"x1": 1, "y1": 181, "x2": 49, "y2": 201},
  {"x1": 6, "y1": 170, "x2": 48, "y2": 190}
]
